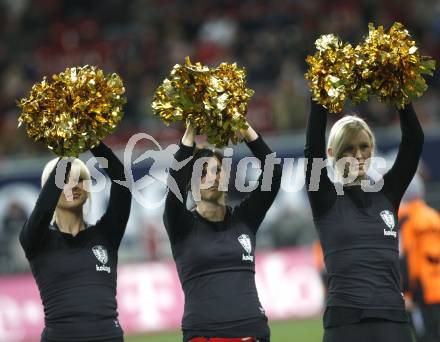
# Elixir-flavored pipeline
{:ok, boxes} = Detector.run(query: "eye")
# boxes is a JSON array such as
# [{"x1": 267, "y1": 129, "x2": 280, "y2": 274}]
[{"x1": 343, "y1": 145, "x2": 354, "y2": 153}]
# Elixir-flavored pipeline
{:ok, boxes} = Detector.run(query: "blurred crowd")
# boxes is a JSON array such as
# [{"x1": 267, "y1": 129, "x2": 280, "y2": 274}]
[{"x1": 1, "y1": 0, "x2": 440, "y2": 157}]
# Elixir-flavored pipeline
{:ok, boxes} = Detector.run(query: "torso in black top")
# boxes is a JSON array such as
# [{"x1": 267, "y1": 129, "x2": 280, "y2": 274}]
[
  {"x1": 19, "y1": 144, "x2": 131, "y2": 341},
  {"x1": 304, "y1": 101, "x2": 424, "y2": 328},
  {"x1": 177, "y1": 208, "x2": 269, "y2": 337},
  {"x1": 32, "y1": 224, "x2": 122, "y2": 341},
  {"x1": 163, "y1": 136, "x2": 281, "y2": 340},
  {"x1": 317, "y1": 186, "x2": 403, "y2": 308}
]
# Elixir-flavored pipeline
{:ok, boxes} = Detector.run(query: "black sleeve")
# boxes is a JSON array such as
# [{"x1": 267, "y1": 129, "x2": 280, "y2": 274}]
[
  {"x1": 163, "y1": 142, "x2": 195, "y2": 242},
  {"x1": 19, "y1": 159, "x2": 71, "y2": 258},
  {"x1": 234, "y1": 135, "x2": 282, "y2": 233},
  {"x1": 400, "y1": 254, "x2": 410, "y2": 293},
  {"x1": 383, "y1": 104, "x2": 424, "y2": 210},
  {"x1": 304, "y1": 100, "x2": 337, "y2": 217},
  {"x1": 91, "y1": 143, "x2": 132, "y2": 249}
]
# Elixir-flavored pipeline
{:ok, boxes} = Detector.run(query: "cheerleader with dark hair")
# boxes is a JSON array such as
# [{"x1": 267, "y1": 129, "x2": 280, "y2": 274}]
[{"x1": 163, "y1": 122, "x2": 282, "y2": 342}]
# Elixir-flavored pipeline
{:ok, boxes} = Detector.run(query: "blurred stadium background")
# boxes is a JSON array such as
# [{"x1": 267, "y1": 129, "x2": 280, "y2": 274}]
[{"x1": 0, "y1": 0, "x2": 439, "y2": 341}]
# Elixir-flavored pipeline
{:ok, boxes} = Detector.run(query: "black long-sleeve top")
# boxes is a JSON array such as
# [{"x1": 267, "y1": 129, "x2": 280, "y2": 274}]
[
  {"x1": 163, "y1": 135, "x2": 282, "y2": 341},
  {"x1": 19, "y1": 143, "x2": 131, "y2": 341},
  {"x1": 305, "y1": 101, "x2": 424, "y2": 328}
]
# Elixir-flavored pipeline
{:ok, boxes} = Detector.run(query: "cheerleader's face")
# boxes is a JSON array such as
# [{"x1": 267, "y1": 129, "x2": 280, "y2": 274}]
[
  {"x1": 58, "y1": 178, "x2": 88, "y2": 210},
  {"x1": 199, "y1": 156, "x2": 225, "y2": 203},
  {"x1": 340, "y1": 129, "x2": 372, "y2": 180}
]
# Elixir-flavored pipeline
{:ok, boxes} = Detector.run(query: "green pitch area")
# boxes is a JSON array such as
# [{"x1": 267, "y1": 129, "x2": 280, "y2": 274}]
[{"x1": 126, "y1": 317, "x2": 323, "y2": 341}]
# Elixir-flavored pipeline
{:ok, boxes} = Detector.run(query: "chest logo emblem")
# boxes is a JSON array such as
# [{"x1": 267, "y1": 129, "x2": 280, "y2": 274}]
[
  {"x1": 92, "y1": 245, "x2": 111, "y2": 273},
  {"x1": 238, "y1": 234, "x2": 254, "y2": 262},
  {"x1": 92, "y1": 245, "x2": 108, "y2": 264},
  {"x1": 380, "y1": 210, "x2": 396, "y2": 238}
]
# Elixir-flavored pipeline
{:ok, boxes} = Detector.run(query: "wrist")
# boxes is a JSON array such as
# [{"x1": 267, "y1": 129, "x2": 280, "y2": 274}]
[{"x1": 241, "y1": 126, "x2": 258, "y2": 142}]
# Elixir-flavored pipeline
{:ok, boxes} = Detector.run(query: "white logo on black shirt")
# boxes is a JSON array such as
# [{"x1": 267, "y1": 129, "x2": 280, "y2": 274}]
[
  {"x1": 92, "y1": 245, "x2": 111, "y2": 273},
  {"x1": 238, "y1": 234, "x2": 254, "y2": 262},
  {"x1": 380, "y1": 210, "x2": 396, "y2": 238}
]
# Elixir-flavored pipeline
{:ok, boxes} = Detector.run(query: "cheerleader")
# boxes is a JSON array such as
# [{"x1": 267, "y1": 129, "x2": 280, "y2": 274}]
[
  {"x1": 304, "y1": 100, "x2": 423, "y2": 342},
  {"x1": 163, "y1": 123, "x2": 281, "y2": 342},
  {"x1": 19, "y1": 143, "x2": 131, "y2": 342}
]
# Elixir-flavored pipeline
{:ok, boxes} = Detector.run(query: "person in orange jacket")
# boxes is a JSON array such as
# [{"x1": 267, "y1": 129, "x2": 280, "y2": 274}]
[
  {"x1": 312, "y1": 240, "x2": 327, "y2": 291},
  {"x1": 399, "y1": 175, "x2": 440, "y2": 342}
]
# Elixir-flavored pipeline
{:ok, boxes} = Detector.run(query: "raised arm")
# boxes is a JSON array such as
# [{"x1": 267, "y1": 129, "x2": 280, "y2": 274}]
[
  {"x1": 234, "y1": 124, "x2": 282, "y2": 233},
  {"x1": 304, "y1": 100, "x2": 336, "y2": 217},
  {"x1": 383, "y1": 104, "x2": 424, "y2": 210},
  {"x1": 20, "y1": 159, "x2": 70, "y2": 258},
  {"x1": 163, "y1": 125, "x2": 196, "y2": 242},
  {"x1": 91, "y1": 142, "x2": 131, "y2": 249}
]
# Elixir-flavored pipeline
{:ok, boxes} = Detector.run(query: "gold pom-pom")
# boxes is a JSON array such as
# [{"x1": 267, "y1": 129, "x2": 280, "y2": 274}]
[
  {"x1": 305, "y1": 34, "x2": 360, "y2": 113},
  {"x1": 18, "y1": 65, "x2": 126, "y2": 156},
  {"x1": 152, "y1": 57, "x2": 254, "y2": 147},
  {"x1": 305, "y1": 23, "x2": 435, "y2": 112},
  {"x1": 357, "y1": 22, "x2": 435, "y2": 108}
]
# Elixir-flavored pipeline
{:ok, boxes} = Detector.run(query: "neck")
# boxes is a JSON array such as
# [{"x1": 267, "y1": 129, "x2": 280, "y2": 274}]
[
  {"x1": 345, "y1": 178, "x2": 363, "y2": 186},
  {"x1": 342, "y1": 173, "x2": 368, "y2": 187},
  {"x1": 55, "y1": 207, "x2": 85, "y2": 236},
  {"x1": 196, "y1": 201, "x2": 226, "y2": 222}
]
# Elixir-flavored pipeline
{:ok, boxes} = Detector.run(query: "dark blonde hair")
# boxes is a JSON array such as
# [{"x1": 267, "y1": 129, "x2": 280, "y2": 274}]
[{"x1": 193, "y1": 146, "x2": 223, "y2": 178}]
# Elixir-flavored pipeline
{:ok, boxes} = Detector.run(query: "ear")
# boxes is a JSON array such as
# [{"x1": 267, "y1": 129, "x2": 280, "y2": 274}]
[{"x1": 327, "y1": 147, "x2": 334, "y2": 158}]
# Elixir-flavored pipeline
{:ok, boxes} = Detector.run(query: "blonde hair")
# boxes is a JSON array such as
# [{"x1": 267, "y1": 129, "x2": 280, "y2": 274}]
[
  {"x1": 41, "y1": 158, "x2": 92, "y2": 223},
  {"x1": 327, "y1": 115, "x2": 375, "y2": 178}
]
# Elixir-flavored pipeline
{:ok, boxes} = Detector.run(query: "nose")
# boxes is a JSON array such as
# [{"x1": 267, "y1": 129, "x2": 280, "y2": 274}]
[
  {"x1": 208, "y1": 174, "x2": 220, "y2": 188},
  {"x1": 68, "y1": 181, "x2": 84, "y2": 196}
]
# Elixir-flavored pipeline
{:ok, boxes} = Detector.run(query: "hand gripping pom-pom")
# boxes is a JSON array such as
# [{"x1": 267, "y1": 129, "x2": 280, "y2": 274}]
[{"x1": 152, "y1": 57, "x2": 254, "y2": 147}]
